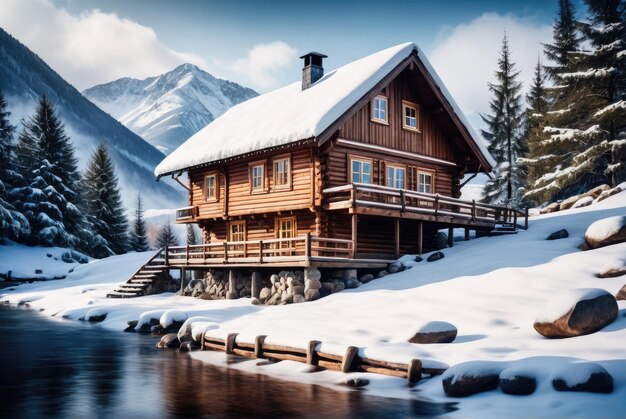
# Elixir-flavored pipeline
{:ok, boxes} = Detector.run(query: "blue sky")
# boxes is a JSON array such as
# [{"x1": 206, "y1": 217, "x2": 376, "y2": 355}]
[{"x1": 0, "y1": 0, "x2": 586, "y2": 129}]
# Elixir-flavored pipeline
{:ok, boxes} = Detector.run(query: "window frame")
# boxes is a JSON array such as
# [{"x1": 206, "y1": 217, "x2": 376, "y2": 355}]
[
  {"x1": 228, "y1": 220, "x2": 246, "y2": 242},
  {"x1": 401, "y1": 100, "x2": 420, "y2": 132},
  {"x1": 275, "y1": 216, "x2": 297, "y2": 239},
  {"x1": 386, "y1": 163, "x2": 407, "y2": 190},
  {"x1": 371, "y1": 95, "x2": 389, "y2": 125},
  {"x1": 272, "y1": 154, "x2": 292, "y2": 190},
  {"x1": 203, "y1": 172, "x2": 219, "y2": 202},
  {"x1": 248, "y1": 160, "x2": 267, "y2": 193},
  {"x1": 349, "y1": 156, "x2": 373, "y2": 184},
  {"x1": 417, "y1": 169, "x2": 435, "y2": 194}
]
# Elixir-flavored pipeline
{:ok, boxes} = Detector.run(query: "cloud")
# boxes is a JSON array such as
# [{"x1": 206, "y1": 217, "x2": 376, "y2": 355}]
[
  {"x1": 429, "y1": 13, "x2": 552, "y2": 130},
  {"x1": 230, "y1": 41, "x2": 298, "y2": 91},
  {"x1": 0, "y1": 0, "x2": 208, "y2": 90}
]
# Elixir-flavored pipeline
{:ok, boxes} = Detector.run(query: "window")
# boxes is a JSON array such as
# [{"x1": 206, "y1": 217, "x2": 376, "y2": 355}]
[
  {"x1": 204, "y1": 174, "x2": 218, "y2": 202},
  {"x1": 276, "y1": 217, "x2": 296, "y2": 239},
  {"x1": 350, "y1": 158, "x2": 372, "y2": 184},
  {"x1": 418, "y1": 171, "x2": 434, "y2": 194},
  {"x1": 402, "y1": 101, "x2": 420, "y2": 131},
  {"x1": 386, "y1": 165, "x2": 406, "y2": 189},
  {"x1": 273, "y1": 155, "x2": 291, "y2": 189},
  {"x1": 229, "y1": 221, "x2": 246, "y2": 242},
  {"x1": 371, "y1": 95, "x2": 388, "y2": 124},
  {"x1": 249, "y1": 161, "x2": 266, "y2": 192}
]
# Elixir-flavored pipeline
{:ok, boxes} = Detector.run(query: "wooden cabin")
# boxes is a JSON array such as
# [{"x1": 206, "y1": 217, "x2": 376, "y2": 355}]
[{"x1": 155, "y1": 43, "x2": 525, "y2": 270}]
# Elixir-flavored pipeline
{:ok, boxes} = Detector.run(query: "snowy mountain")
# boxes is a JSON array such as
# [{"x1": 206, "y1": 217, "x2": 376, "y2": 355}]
[
  {"x1": 0, "y1": 27, "x2": 184, "y2": 210},
  {"x1": 82, "y1": 64, "x2": 257, "y2": 154}
]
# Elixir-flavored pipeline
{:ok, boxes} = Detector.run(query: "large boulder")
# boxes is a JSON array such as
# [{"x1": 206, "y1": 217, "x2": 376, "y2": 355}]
[
  {"x1": 499, "y1": 368, "x2": 537, "y2": 395},
  {"x1": 584, "y1": 215, "x2": 626, "y2": 249},
  {"x1": 408, "y1": 321, "x2": 457, "y2": 344},
  {"x1": 441, "y1": 361, "x2": 501, "y2": 397},
  {"x1": 596, "y1": 186, "x2": 622, "y2": 202},
  {"x1": 534, "y1": 288, "x2": 618, "y2": 338},
  {"x1": 156, "y1": 333, "x2": 180, "y2": 349},
  {"x1": 551, "y1": 362, "x2": 613, "y2": 393},
  {"x1": 597, "y1": 264, "x2": 626, "y2": 278},
  {"x1": 540, "y1": 202, "x2": 560, "y2": 214},
  {"x1": 572, "y1": 196, "x2": 593, "y2": 209}
]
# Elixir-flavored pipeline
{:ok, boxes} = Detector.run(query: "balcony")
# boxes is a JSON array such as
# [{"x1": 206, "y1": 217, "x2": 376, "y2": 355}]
[{"x1": 175, "y1": 206, "x2": 199, "y2": 223}]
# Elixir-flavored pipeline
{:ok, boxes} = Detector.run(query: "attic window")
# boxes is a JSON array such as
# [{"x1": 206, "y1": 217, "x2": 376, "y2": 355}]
[
  {"x1": 402, "y1": 100, "x2": 420, "y2": 132},
  {"x1": 249, "y1": 161, "x2": 266, "y2": 193},
  {"x1": 371, "y1": 95, "x2": 388, "y2": 124},
  {"x1": 204, "y1": 173, "x2": 218, "y2": 202},
  {"x1": 273, "y1": 155, "x2": 291, "y2": 189}
]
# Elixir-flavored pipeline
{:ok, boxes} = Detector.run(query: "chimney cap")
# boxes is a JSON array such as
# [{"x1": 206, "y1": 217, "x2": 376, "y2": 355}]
[{"x1": 299, "y1": 52, "x2": 328, "y2": 59}]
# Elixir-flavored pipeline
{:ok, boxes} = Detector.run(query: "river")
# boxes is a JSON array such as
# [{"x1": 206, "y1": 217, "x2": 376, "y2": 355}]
[{"x1": 0, "y1": 306, "x2": 456, "y2": 418}]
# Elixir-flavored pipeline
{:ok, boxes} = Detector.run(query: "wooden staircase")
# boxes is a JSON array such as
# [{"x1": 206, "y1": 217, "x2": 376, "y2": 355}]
[
  {"x1": 489, "y1": 222, "x2": 518, "y2": 236},
  {"x1": 106, "y1": 250, "x2": 168, "y2": 298}
]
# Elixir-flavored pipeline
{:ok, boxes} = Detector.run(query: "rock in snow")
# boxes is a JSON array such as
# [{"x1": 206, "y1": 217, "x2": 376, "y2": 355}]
[
  {"x1": 156, "y1": 333, "x2": 180, "y2": 349},
  {"x1": 441, "y1": 361, "x2": 502, "y2": 397},
  {"x1": 546, "y1": 229, "x2": 569, "y2": 240},
  {"x1": 427, "y1": 252, "x2": 445, "y2": 262},
  {"x1": 498, "y1": 367, "x2": 537, "y2": 395},
  {"x1": 160, "y1": 310, "x2": 188, "y2": 330},
  {"x1": 616, "y1": 284, "x2": 626, "y2": 301},
  {"x1": 408, "y1": 321, "x2": 457, "y2": 344},
  {"x1": 551, "y1": 362, "x2": 613, "y2": 393},
  {"x1": 534, "y1": 288, "x2": 618, "y2": 338},
  {"x1": 584, "y1": 215, "x2": 626, "y2": 249}
]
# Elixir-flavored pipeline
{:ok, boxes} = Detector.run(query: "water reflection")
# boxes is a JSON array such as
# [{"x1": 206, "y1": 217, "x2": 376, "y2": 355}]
[{"x1": 0, "y1": 307, "x2": 456, "y2": 418}]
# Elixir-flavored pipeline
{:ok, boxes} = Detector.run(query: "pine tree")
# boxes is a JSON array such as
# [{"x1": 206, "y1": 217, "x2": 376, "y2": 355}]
[
  {"x1": 521, "y1": 59, "x2": 550, "y2": 205},
  {"x1": 13, "y1": 97, "x2": 87, "y2": 247},
  {"x1": 156, "y1": 219, "x2": 179, "y2": 248},
  {"x1": 0, "y1": 91, "x2": 29, "y2": 242},
  {"x1": 527, "y1": 0, "x2": 626, "y2": 202},
  {"x1": 128, "y1": 193, "x2": 150, "y2": 252},
  {"x1": 83, "y1": 144, "x2": 128, "y2": 257},
  {"x1": 186, "y1": 224, "x2": 198, "y2": 246},
  {"x1": 544, "y1": 0, "x2": 583, "y2": 80},
  {"x1": 481, "y1": 34, "x2": 526, "y2": 207}
]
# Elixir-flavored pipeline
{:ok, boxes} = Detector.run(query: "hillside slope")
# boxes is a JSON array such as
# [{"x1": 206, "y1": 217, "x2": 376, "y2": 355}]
[{"x1": 0, "y1": 27, "x2": 183, "y2": 209}]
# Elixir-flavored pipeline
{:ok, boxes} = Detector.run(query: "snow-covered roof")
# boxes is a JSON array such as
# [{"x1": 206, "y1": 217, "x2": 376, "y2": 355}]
[{"x1": 155, "y1": 42, "x2": 495, "y2": 177}]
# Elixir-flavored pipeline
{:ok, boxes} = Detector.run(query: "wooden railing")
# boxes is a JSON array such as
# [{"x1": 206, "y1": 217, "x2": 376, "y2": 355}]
[
  {"x1": 323, "y1": 183, "x2": 529, "y2": 229},
  {"x1": 175, "y1": 206, "x2": 198, "y2": 221},
  {"x1": 160, "y1": 234, "x2": 354, "y2": 266}
]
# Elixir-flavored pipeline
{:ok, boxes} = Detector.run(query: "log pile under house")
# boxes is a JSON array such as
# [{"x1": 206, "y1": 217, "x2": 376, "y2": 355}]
[{"x1": 153, "y1": 42, "x2": 527, "y2": 272}]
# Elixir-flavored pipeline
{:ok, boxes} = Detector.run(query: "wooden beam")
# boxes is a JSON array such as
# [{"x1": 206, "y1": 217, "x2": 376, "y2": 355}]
[
  {"x1": 417, "y1": 222, "x2": 423, "y2": 255},
  {"x1": 448, "y1": 227, "x2": 454, "y2": 247},
  {"x1": 394, "y1": 219, "x2": 400, "y2": 259},
  {"x1": 464, "y1": 227, "x2": 470, "y2": 241},
  {"x1": 351, "y1": 214, "x2": 358, "y2": 258}
]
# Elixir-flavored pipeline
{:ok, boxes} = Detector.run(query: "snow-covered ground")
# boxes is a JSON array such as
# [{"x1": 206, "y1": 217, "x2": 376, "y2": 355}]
[{"x1": 1, "y1": 188, "x2": 626, "y2": 417}]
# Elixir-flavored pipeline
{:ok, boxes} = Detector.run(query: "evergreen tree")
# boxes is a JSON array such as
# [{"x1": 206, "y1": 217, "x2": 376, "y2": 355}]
[
  {"x1": 186, "y1": 224, "x2": 198, "y2": 246},
  {"x1": 156, "y1": 219, "x2": 179, "y2": 248},
  {"x1": 13, "y1": 97, "x2": 87, "y2": 247},
  {"x1": 481, "y1": 34, "x2": 526, "y2": 207},
  {"x1": 527, "y1": 0, "x2": 626, "y2": 202},
  {"x1": 544, "y1": 0, "x2": 583, "y2": 80},
  {"x1": 128, "y1": 193, "x2": 150, "y2": 252},
  {"x1": 83, "y1": 144, "x2": 128, "y2": 257},
  {"x1": 521, "y1": 59, "x2": 550, "y2": 205},
  {"x1": 0, "y1": 91, "x2": 29, "y2": 242}
]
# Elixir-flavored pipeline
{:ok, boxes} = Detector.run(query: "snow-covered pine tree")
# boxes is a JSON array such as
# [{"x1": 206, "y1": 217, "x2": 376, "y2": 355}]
[
  {"x1": 520, "y1": 59, "x2": 550, "y2": 205},
  {"x1": 481, "y1": 34, "x2": 526, "y2": 207},
  {"x1": 156, "y1": 219, "x2": 179, "y2": 248},
  {"x1": 83, "y1": 144, "x2": 128, "y2": 257},
  {"x1": 528, "y1": 0, "x2": 626, "y2": 202},
  {"x1": 128, "y1": 193, "x2": 150, "y2": 252},
  {"x1": 13, "y1": 97, "x2": 86, "y2": 246},
  {"x1": 0, "y1": 91, "x2": 29, "y2": 242},
  {"x1": 544, "y1": 0, "x2": 582, "y2": 80}
]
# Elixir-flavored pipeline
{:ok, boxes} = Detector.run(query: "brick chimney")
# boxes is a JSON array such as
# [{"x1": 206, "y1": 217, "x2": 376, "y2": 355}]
[{"x1": 300, "y1": 52, "x2": 327, "y2": 90}]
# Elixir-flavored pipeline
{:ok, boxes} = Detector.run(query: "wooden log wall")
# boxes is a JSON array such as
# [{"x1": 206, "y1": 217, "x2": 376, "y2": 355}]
[{"x1": 201, "y1": 332, "x2": 448, "y2": 384}]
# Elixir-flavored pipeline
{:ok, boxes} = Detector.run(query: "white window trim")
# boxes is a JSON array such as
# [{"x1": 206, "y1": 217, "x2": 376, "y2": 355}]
[
  {"x1": 249, "y1": 160, "x2": 267, "y2": 193},
  {"x1": 204, "y1": 173, "x2": 218, "y2": 202},
  {"x1": 349, "y1": 156, "x2": 373, "y2": 184},
  {"x1": 402, "y1": 100, "x2": 420, "y2": 132},
  {"x1": 371, "y1": 95, "x2": 389, "y2": 124},
  {"x1": 417, "y1": 169, "x2": 435, "y2": 194},
  {"x1": 386, "y1": 164, "x2": 406, "y2": 189}
]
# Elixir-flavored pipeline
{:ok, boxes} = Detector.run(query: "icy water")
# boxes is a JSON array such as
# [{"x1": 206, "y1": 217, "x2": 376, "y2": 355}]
[{"x1": 0, "y1": 306, "x2": 456, "y2": 418}]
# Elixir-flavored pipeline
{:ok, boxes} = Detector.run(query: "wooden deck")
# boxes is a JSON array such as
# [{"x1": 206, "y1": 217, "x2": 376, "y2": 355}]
[
  {"x1": 323, "y1": 183, "x2": 528, "y2": 229},
  {"x1": 160, "y1": 235, "x2": 392, "y2": 269}
]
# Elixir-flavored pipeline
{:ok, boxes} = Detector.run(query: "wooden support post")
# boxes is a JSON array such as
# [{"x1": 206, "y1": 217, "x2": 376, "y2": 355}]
[
  {"x1": 305, "y1": 232, "x2": 312, "y2": 259},
  {"x1": 307, "y1": 340, "x2": 321, "y2": 365},
  {"x1": 228, "y1": 270, "x2": 236, "y2": 299},
  {"x1": 417, "y1": 222, "x2": 423, "y2": 255},
  {"x1": 200, "y1": 333, "x2": 206, "y2": 350},
  {"x1": 524, "y1": 207, "x2": 529, "y2": 230},
  {"x1": 342, "y1": 346, "x2": 359, "y2": 373},
  {"x1": 259, "y1": 240, "x2": 264, "y2": 263},
  {"x1": 254, "y1": 335, "x2": 266, "y2": 358},
  {"x1": 448, "y1": 227, "x2": 454, "y2": 248},
  {"x1": 164, "y1": 246, "x2": 169, "y2": 266},
  {"x1": 464, "y1": 227, "x2": 470, "y2": 241},
  {"x1": 226, "y1": 333, "x2": 238, "y2": 354},
  {"x1": 180, "y1": 268, "x2": 186, "y2": 293},
  {"x1": 394, "y1": 219, "x2": 400, "y2": 259},
  {"x1": 407, "y1": 359, "x2": 422, "y2": 384},
  {"x1": 351, "y1": 214, "x2": 358, "y2": 259},
  {"x1": 251, "y1": 271, "x2": 261, "y2": 299}
]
